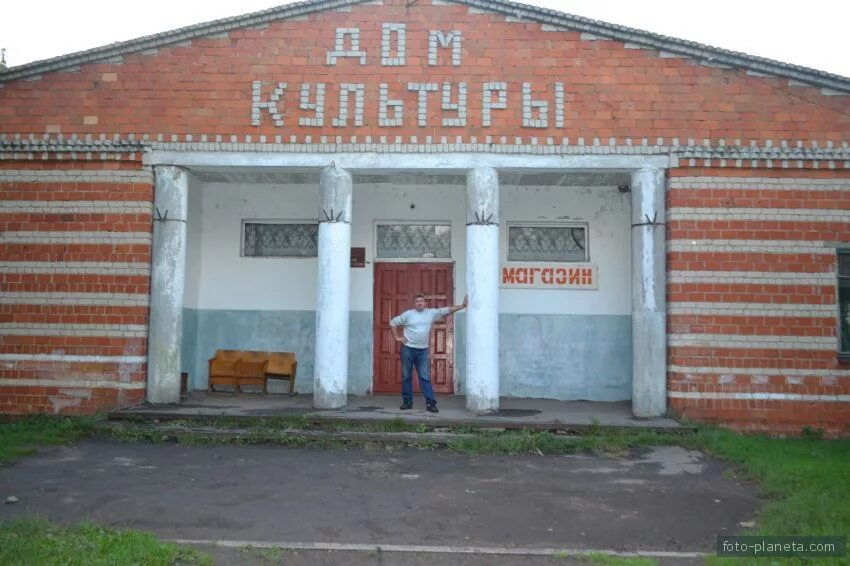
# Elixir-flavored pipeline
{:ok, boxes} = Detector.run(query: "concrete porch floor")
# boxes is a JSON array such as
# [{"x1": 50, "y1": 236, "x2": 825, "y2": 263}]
[{"x1": 110, "y1": 392, "x2": 686, "y2": 432}]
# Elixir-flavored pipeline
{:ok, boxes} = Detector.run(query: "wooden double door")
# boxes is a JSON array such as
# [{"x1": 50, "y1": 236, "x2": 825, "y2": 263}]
[{"x1": 373, "y1": 262, "x2": 455, "y2": 394}]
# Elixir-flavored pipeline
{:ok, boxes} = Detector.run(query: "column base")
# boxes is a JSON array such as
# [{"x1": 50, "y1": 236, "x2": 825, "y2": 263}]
[
  {"x1": 466, "y1": 391, "x2": 499, "y2": 415},
  {"x1": 313, "y1": 387, "x2": 347, "y2": 410},
  {"x1": 632, "y1": 310, "x2": 667, "y2": 418}
]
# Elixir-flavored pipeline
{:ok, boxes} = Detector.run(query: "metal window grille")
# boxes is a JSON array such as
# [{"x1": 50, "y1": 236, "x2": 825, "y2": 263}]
[
  {"x1": 243, "y1": 222, "x2": 318, "y2": 257},
  {"x1": 376, "y1": 224, "x2": 451, "y2": 259},
  {"x1": 839, "y1": 251, "x2": 850, "y2": 353},
  {"x1": 507, "y1": 225, "x2": 587, "y2": 262}
]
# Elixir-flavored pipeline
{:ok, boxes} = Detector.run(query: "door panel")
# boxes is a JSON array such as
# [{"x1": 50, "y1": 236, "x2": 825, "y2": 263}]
[{"x1": 373, "y1": 262, "x2": 454, "y2": 394}]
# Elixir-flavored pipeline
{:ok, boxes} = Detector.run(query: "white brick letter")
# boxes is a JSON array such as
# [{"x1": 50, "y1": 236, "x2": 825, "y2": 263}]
[
  {"x1": 251, "y1": 81, "x2": 287, "y2": 127},
  {"x1": 299, "y1": 83, "x2": 326, "y2": 127},
  {"x1": 441, "y1": 82, "x2": 467, "y2": 127},
  {"x1": 482, "y1": 82, "x2": 507, "y2": 127},
  {"x1": 522, "y1": 83, "x2": 548, "y2": 128},
  {"x1": 407, "y1": 82, "x2": 439, "y2": 127},
  {"x1": 326, "y1": 28, "x2": 367, "y2": 65},
  {"x1": 428, "y1": 31, "x2": 462, "y2": 66},
  {"x1": 555, "y1": 83, "x2": 565, "y2": 128},
  {"x1": 379, "y1": 84, "x2": 404, "y2": 127},
  {"x1": 333, "y1": 83, "x2": 365, "y2": 127},
  {"x1": 381, "y1": 23, "x2": 406, "y2": 66}
]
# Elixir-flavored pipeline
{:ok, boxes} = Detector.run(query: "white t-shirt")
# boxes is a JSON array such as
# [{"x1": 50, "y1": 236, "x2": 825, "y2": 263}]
[{"x1": 389, "y1": 307, "x2": 452, "y2": 349}]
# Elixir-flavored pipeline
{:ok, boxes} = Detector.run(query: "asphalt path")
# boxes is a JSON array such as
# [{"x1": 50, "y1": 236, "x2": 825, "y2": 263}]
[{"x1": 0, "y1": 439, "x2": 760, "y2": 564}]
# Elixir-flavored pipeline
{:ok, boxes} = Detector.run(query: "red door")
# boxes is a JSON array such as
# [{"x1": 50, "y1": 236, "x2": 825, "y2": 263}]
[{"x1": 373, "y1": 262, "x2": 454, "y2": 394}]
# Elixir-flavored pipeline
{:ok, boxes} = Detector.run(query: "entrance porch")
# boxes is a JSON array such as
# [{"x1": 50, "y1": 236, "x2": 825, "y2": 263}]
[
  {"x1": 145, "y1": 152, "x2": 669, "y2": 418},
  {"x1": 111, "y1": 392, "x2": 684, "y2": 431}
]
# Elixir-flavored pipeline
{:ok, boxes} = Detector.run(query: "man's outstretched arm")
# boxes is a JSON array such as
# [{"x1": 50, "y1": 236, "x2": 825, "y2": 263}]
[{"x1": 447, "y1": 294, "x2": 469, "y2": 314}]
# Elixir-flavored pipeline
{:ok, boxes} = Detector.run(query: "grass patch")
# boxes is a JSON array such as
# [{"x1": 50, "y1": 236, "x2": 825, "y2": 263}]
[
  {"x1": 445, "y1": 427, "x2": 680, "y2": 457},
  {"x1": 241, "y1": 545, "x2": 286, "y2": 563},
  {"x1": 0, "y1": 416, "x2": 100, "y2": 463},
  {"x1": 572, "y1": 552, "x2": 658, "y2": 566},
  {"x1": 695, "y1": 428, "x2": 850, "y2": 566},
  {"x1": 0, "y1": 518, "x2": 211, "y2": 566}
]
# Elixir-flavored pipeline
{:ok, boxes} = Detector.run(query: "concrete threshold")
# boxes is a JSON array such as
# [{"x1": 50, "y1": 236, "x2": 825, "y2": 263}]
[{"x1": 108, "y1": 393, "x2": 693, "y2": 434}]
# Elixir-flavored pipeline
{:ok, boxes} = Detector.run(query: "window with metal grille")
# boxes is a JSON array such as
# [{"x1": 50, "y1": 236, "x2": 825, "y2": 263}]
[
  {"x1": 839, "y1": 251, "x2": 850, "y2": 355},
  {"x1": 376, "y1": 223, "x2": 451, "y2": 259},
  {"x1": 242, "y1": 222, "x2": 318, "y2": 257},
  {"x1": 507, "y1": 224, "x2": 588, "y2": 262}
]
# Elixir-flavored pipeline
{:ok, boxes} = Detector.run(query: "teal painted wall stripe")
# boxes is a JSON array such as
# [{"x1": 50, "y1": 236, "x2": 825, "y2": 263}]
[{"x1": 182, "y1": 309, "x2": 631, "y2": 401}]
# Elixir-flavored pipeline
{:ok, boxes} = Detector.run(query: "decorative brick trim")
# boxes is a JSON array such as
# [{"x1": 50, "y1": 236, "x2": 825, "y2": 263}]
[
  {"x1": 668, "y1": 207, "x2": 850, "y2": 223},
  {"x1": 670, "y1": 176, "x2": 850, "y2": 191},
  {"x1": 0, "y1": 323, "x2": 148, "y2": 338},
  {"x1": 667, "y1": 302, "x2": 834, "y2": 317},
  {"x1": 668, "y1": 391, "x2": 850, "y2": 402},
  {"x1": 668, "y1": 239, "x2": 837, "y2": 254},
  {"x1": 669, "y1": 333, "x2": 836, "y2": 351},
  {"x1": 668, "y1": 365, "x2": 848, "y2": 377},
  {"x1": 0, "y1": 231, "x2": 151, "y2": 244},
  {"x1": 0, "y1": 201, "x2": 153, "y2": 215},
  {"x1": 0, "y1": 262, "x2": 150, "y2": 275},
  {"x1": 0, "y1": 353, "x2": 146, "y2": 363},
  {"x1": 2, "y1": 135, "x2": 850, "y2": 168},
  {"x1": 0, "y1": 379, "x2": 145, "y2": 390},
  {"x1": 0, "y1": 168, "x2": 152, "y2": 183},
  {"x1": 668, "y1": 271, "x2": 834, "y2": 285},
  {"x1": 0, "y1": 292, "x2": 150, "y2": 306}
]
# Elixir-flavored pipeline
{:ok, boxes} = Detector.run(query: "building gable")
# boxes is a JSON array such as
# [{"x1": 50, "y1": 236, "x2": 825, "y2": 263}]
[{"x1": 0, "y1": 0, "x2": 848, "y2": 157}]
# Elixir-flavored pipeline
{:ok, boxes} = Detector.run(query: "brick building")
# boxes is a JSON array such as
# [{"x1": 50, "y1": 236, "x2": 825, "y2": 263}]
[{"x1": 1, "y1": 0, "x2": 848, "y2": 434}]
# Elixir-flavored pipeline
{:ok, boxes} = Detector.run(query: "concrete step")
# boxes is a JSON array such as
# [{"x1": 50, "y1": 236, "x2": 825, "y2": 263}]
[{"x1": 107, "y1": 404, "x2": 696, "y2": 435}]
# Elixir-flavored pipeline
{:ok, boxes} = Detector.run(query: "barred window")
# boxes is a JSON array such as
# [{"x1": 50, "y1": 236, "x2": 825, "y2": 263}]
[
  {"x1": 839, "y1": 251, "x2": 850, "y2": 354},
  {"x1": 507, "y1": 224, "x2": 588, "y2": 262},
  {"x1": 376, "y1": 223, "x2": 451, "y2": 259},
  {"x1": 243, "y1": 222, "x2": 318, "y2": 257}
]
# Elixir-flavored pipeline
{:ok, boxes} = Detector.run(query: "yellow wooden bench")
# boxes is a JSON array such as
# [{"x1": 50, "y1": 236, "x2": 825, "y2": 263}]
[{"x1": 208, "y1": 350, "x2": 297, "y2": 394}]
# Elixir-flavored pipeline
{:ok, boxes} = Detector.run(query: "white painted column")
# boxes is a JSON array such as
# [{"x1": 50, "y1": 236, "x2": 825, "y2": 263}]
[
  {"x1": 465, "y1": 167, "x2": 500, "y2": 414},
  {"x1": 147, "y1": 165, "x2": 189, "y2": 404},
  {"x1": 313, "y1": 164, "x2": 353, "y2": 409},
  {"x1": 631, "y1": 167, "x2": 667, "y2": 417}
]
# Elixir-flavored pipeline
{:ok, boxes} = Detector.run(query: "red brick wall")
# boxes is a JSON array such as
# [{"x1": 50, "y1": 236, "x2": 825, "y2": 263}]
[
  {"x1": 0, "y1": 0, "x2": 848, "y2": 432},
  {"x1": 0, "y1": 0, "x2": 847, "y2": 139},
  {"x1": 0, "y1": 159, "x2": 151, "y2": 414},
  {"x1": 667, "y1": 169, "x2": 850, "y2": 437}
]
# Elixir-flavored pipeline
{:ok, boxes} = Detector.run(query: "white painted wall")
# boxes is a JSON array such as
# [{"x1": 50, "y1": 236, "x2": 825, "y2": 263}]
[
  {"x1": 196, "y1": 182, "x2": 319, "y2": 310},
  {"x1": 500, "y1": 185, "x2": 632, "y2": 315},
  {"x1": 189, "y1": 179, "x2": 630, "y2": 315},
  {"x1": 183, "y1": 173, "x2": 203, "y2": 309}
]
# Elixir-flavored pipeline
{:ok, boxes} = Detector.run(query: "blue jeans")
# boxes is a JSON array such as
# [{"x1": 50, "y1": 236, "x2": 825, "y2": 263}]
[{"x1": 401, "y1": 345, "x2": 436, "y2": 406}]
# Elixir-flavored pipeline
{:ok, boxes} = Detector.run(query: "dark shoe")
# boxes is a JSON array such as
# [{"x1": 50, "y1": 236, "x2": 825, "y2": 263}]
[
  {"x1": 400, "y1": 403, "x2": 413, "y2": 410},
  {"x1": 426, "y1": 404, "x2": 439, "y2": 414}
]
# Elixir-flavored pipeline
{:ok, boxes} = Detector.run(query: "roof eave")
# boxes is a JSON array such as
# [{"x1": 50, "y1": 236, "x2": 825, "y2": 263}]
[{"x1": 1, "y1": 0, "x2": 848, "y2": 95}]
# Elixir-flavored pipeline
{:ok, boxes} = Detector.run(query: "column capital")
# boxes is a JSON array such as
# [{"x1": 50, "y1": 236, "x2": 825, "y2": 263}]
[
  {"x1": 319, "y1": 164, "x2": 353, "y2": 223},
  {"x1": 153, "y1": 165, "x2": 189, "y2": 222},
  {"x1": 630, "y1": 166, "x2": 666, "y2": 228},
  {"x1": 466, "y1": 167, "x2": 499, "y2": 225}
]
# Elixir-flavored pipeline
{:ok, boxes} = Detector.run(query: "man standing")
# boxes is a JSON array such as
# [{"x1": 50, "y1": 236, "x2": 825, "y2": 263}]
[{"x1": 389, "y1": 293, "x2": 468, "y2": 413}]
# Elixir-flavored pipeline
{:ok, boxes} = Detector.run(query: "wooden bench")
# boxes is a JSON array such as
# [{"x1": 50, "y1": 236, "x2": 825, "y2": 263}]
[{"x1": 208, "y1": 350, "x2": 297, "y2": 394}]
